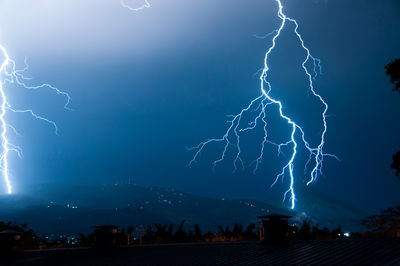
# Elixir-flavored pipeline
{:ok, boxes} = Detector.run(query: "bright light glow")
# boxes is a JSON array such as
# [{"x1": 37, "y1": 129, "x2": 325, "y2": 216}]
[
  {"x1": 188, "y1": 0, "x2": 338, "y2": 209},
  {"x1": 121, "y1": 0, "x2": 150, "y2": 11},
  {"x1": 0, "y1": 44, "x2": 70, "y2": 194}
]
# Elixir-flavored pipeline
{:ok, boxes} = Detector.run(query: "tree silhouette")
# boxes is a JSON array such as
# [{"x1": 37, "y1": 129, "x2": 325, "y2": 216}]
[
  {"x1": 392, "y1": 151, "x2": 400, "y2": 178},
  {"x1": 153, "y1": 223, "x2": 171, "y2": 243},
  {"x1": 142, "y1": 226, "x2": 155, "y2": 244},
  {"x1": 385, "y1": 59, "x2": 400, "y2": 178},
  {"x1": 0, "y1": 222, "x2": 38, "y2": 249},
  {"x1": 298, "y1": 221, "x2": 311, "y2": 240},
  {"x1": 174, "y1": 220, "x2": 187, "y2": 242},
  {"x1": 232, "y1": 222, "x2": 243, "y2": 239},
  {"x1": 385, "y1": 59, "x2": 400, "y2": 94},
  {"x1": 193, "y1": 224, "x2": 202, "y2": 242},
  {"x1": 362, "y1": 206, "x2": 400, "y2": 238},
  {"x1": 243, "y1": 223, "x2": 257, "y2": 240}
]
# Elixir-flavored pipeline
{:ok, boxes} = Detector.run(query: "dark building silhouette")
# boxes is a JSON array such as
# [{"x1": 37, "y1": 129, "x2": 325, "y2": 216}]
[
  {"x1": 258, "y1": 214, "x2": 291, "y2": 245},
  {"x1": 0, "y1": 230, "x2": 21, "y2": 250},
  {"x1": 91, "y1": 225, "x2": 119, "y2": 248}
]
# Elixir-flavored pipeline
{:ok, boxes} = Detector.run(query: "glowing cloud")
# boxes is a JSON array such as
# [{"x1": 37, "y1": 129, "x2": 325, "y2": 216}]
[{"x1": 120, "y1": 0, "x2": 150, "y2": 11}]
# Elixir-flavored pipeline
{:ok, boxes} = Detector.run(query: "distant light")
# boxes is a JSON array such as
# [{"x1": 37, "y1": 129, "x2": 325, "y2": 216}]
[{"x1": 344, "y1": 232, "x2": 350, "y2": 237}]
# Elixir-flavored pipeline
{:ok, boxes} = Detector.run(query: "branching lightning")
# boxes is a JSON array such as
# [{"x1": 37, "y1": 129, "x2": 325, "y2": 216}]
[
  {"x1": 188, "y1": 0, "x2": 338, "y2": 209},
  {"x1": 121, "y1": 0, "x2": 150, "y2": 11},
  {"x1": 0, "y1": 44, "x2": 70, "y2": 194}
]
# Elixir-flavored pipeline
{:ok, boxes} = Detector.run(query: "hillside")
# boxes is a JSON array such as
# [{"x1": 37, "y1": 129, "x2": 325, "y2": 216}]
[
  {"x1": 0, "y1": 183, "x2": 369, "y2": 234},
  {"x1": 0, "y1": 184, "x2": 289, "y2": 234}
]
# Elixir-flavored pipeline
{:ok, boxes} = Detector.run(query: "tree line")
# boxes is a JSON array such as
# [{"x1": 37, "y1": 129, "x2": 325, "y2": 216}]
[
  {"x1": 1, "y1": 209, "x2": 399, "y2": 250},
  {"x1": 385, "y1": 58, "x2": 400, "y2": 178},
  {"x1": 44, "y1": 220, "x2": 351, "y2": 247}
]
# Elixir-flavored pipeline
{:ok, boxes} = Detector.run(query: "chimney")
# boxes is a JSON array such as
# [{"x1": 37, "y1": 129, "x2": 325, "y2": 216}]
[{"x1": 258, "y1": 214, "x2": 291, "y2": 245}]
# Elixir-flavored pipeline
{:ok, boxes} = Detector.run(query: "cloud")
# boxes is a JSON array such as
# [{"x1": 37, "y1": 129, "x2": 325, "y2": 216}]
[{"x1": 120, "y1": 0, "x2": 151, "y2": 11}]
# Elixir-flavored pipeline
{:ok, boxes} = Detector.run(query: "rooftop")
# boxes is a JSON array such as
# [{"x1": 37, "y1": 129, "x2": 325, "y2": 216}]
[{"x1": 3, "y1": 239, "x2": 400, "y2": 265}]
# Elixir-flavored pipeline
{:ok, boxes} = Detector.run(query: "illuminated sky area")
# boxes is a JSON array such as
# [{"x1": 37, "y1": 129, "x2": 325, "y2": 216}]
[{"x1": 0, "y1": 0, "x2": 399, "y2": 215}]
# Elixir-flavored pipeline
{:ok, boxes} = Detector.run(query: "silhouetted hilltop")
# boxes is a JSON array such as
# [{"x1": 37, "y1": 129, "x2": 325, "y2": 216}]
[
  {"x1": 0, "y1": 184, "x2": 288, "y2": 234},
  {"x1": 0, "y1": 184, "x2": 368, "y2": 234}
]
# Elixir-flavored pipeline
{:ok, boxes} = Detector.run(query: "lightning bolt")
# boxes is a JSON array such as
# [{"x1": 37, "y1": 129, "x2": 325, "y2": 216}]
[
  {"x1": 0, "y1": 44, "x2": 70, "y2": 194},
  {"x1": 121, "y1": 0, "x2": 150, "y2": 11},
  {"x1": 188, "y1": 0, "x2": 338, "y2": 209}
]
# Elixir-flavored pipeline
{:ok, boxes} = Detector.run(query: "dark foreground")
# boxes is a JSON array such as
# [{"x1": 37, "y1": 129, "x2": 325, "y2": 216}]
[{"x1": 2, "y1": 239, "x2": 400, "y2": 265}]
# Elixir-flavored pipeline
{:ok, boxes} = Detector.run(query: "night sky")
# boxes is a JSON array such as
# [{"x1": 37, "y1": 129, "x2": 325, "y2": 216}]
[{"x1": 0, "y1": 0, "x2": 399, "y2": 216}]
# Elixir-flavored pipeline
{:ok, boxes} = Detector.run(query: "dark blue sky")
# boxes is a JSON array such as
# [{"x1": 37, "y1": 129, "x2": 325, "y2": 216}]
[{"x1": 0, "y1": 0, "x2": 399, "y2": 216}]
